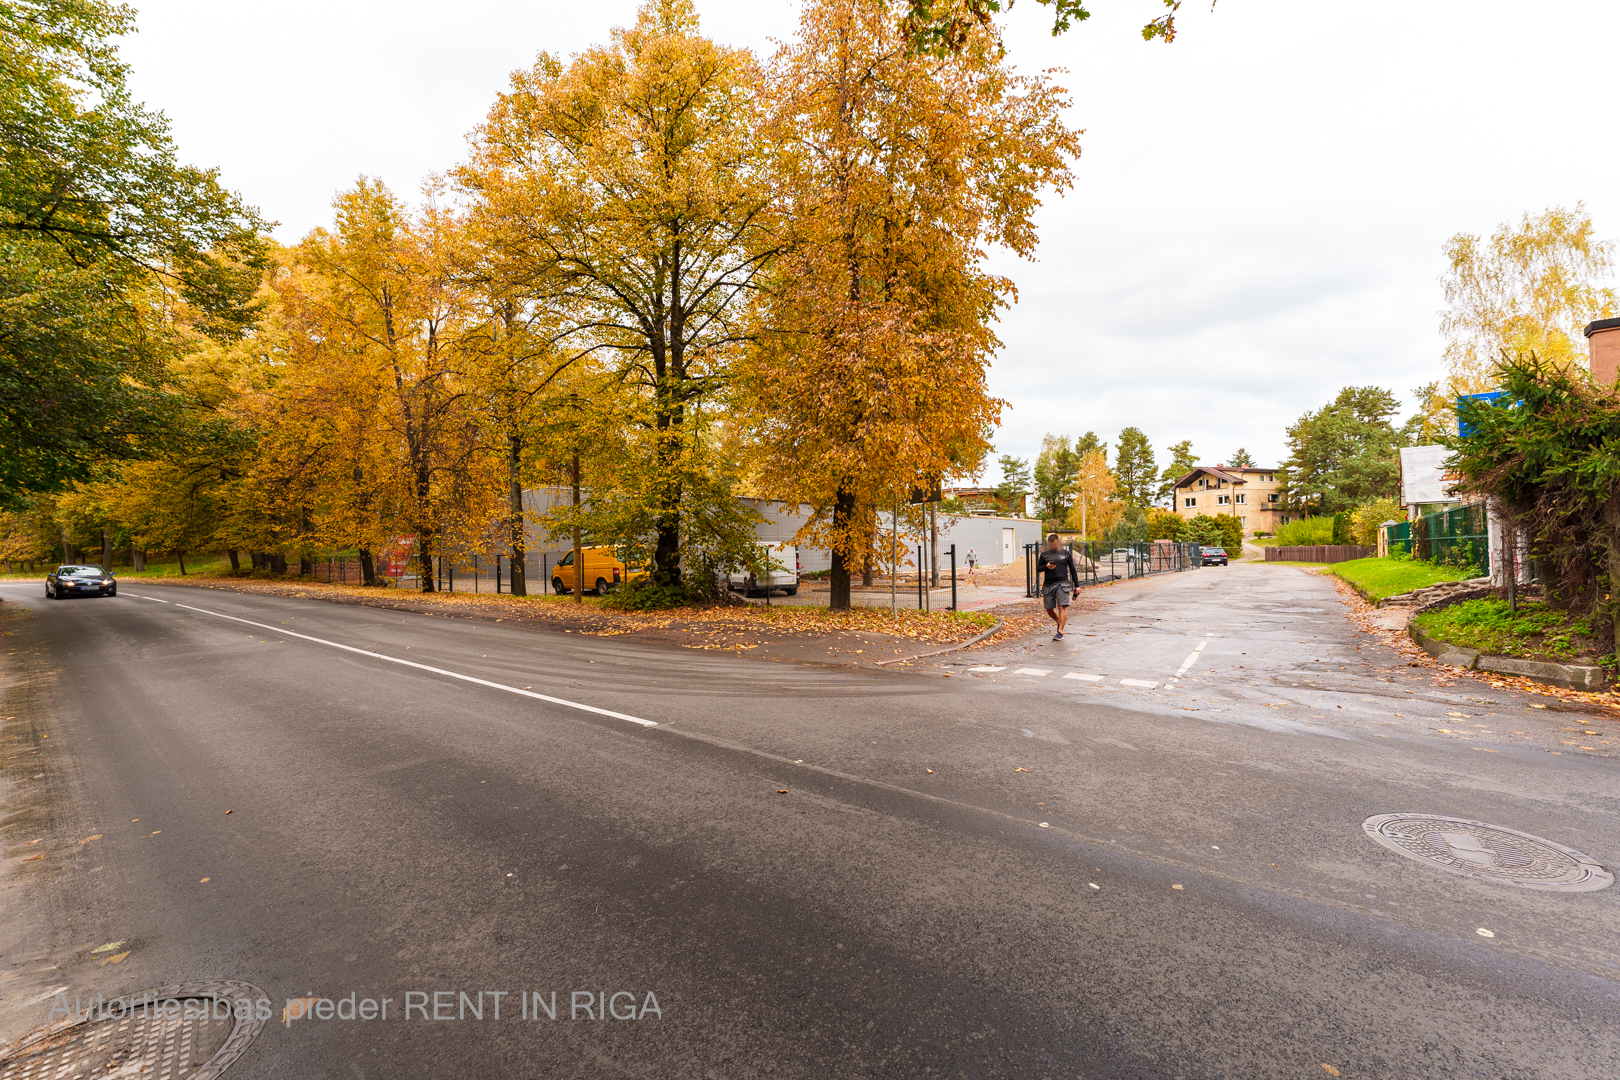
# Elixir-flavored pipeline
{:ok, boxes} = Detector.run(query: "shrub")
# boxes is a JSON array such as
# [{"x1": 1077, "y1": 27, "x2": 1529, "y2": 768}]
[
  {"x1": 1350, "y1": 498, "x2": 1402, "y2": 546},
  {"x1": 1214, "y1": 513, "x2": 1243, "y2": 554},
  {"x1": 599, "y1": 578, "x2": 711, "y2": 611},
  {"x1": 1275, "y1": 516, "x2": 1334, "y2": 545},
  {"x1": 1146, "y1": 509, "x2": 1185, "y2": 541},
  {"x1": 1331, "y1": 511, "x2": 1351, "y2": 545}
]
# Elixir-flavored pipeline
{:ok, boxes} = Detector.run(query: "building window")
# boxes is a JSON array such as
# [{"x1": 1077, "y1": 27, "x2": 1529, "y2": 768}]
[
  {"x1": 1269, "y1": 493, "x2": 1279, "y2": 503},
  {"x1": 1184, "y1": 497, "x2": 1196, "y2": 508},
  {"x1": 1216, "y1": 494, "x2": 1230, "y2": 505},
  {"x1": 1234, "y1": 493, "x2": 1246, "y2": 505}
]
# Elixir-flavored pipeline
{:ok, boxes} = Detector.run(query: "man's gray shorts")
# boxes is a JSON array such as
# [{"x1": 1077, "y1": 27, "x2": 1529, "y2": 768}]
[{"x1": 1043, "y1": 582, "x2": 1072, "y2": 609}]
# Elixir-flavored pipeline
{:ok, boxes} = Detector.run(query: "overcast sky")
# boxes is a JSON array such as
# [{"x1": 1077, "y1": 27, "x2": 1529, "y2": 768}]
[{"x1": 119, "y1": 0, "x2": 1620, "y2": 483}]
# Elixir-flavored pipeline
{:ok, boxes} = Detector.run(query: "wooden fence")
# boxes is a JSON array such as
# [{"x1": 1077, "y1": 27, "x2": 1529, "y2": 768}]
[{"x1": 1265, "y1": 545, "x2": 1373, "y2": 564}]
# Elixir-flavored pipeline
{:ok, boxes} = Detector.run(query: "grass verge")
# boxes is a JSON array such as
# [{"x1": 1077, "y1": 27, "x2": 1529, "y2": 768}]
[
  {"x1": 1411, "y1": 598, "x2": 1607, "y2": 664},
  {"x1": 1325, "y1": 556, "x2": 1478, "y2": 601}
]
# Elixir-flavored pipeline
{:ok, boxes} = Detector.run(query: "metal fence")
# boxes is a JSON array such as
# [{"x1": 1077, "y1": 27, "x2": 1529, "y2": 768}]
[
  {"x1": 311, "y1": 557, "x2": 373, "y2": 585},
  {"x1": 1024, "y1": 541, "x2": 1201, "y2": 597},
  {"x1": 1383, "y1": 503, "x2": 1490, "y2": 577}
]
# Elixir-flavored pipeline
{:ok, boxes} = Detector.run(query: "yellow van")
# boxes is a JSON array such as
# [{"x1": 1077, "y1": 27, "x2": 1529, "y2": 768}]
[{"x1": 551, "y1": 547, "x2": 647, "y2": 596}]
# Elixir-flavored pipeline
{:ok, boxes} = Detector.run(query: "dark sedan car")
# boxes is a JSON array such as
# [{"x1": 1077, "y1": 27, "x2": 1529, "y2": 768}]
[
  {"x1": 1199, "y1": 546, "x2": 1228, "y2": 566},
  {"x1": 46, "y1": 564, "x2": 117, "y2": 599}
]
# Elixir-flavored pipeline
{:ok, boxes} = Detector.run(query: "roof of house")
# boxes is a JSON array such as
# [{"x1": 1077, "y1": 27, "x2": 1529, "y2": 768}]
[{"x1": 1172, "y1": 465, "x2": 1277, "y2": 488}]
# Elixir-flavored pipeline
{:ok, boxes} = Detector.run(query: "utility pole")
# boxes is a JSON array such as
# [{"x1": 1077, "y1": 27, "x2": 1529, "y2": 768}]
[{"x1": 572, "y1": 451, "x2": 583, "y2": 603}]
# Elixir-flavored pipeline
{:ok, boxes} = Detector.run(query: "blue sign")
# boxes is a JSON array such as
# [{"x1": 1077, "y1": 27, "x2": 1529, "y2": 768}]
[{"x1": 1456, "y1": 391, "x2": 1507, "y2": 439}]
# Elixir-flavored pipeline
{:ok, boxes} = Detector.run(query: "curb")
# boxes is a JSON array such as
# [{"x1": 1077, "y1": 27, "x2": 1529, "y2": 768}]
[
  {"x1": 1407, "y1": 620, "x2": 1610, "y2": 692},
  {"x1": 875, "y1": 616, "x2": 1004, "y2": 667}
]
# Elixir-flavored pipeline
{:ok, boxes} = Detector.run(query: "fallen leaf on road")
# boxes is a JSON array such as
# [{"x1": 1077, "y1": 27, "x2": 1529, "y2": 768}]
[
  {"x1": 25, "y1": 839, "x2": 39, "y2": 846},
  {"x1": 199, "y1": 877, "x2": 210, "y2": 883},
  {"x1": 150, "y1": 831, "x2": 160, "y2": 835},
  {"x1": 224, "y1": 810, "x2": 232, "y2": 815},
  {"x1": 100, "y1": 952, "x2": 129, "y2": 966},
  {"x1": 1474, "y1": 748, "x2": 1500, "y2": 752},
  {"x1": 1171, "y1": 884, "x2": 1184, "y2": 890},
  {"x1": 90, "y1": 942, "x2": 125, "y2": 954},
  {"x1": 79, "y1": 835, "x2": 102, "y2": 844},
  {"x1": 1321, "y1": 1066, "x2": 1341, "y2": 1078},
  {"x1": 776, "y1": 789, "x2": 788, "y2": 794},
  {"x1": 1087, "y1": 883, "x2": 1099, "y2": 889},
  {"x1": 1013, "y1": 767, "x2": 1028, "y2": 773},
  {"x1": 925, "y1": 768, "x2": 933, "y2": 773},
  {"x1": 24, "y1": 855, "x2": 41, "y2": 861},
  {"x1": 1529, "y1": 704, "x2": 1546, "y2": 709}
]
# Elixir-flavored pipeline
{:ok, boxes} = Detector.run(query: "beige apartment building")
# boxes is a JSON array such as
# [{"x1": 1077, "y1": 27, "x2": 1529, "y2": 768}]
[{"x1": 1170, "y1": 466, "x2": 1288, "y2": 535}]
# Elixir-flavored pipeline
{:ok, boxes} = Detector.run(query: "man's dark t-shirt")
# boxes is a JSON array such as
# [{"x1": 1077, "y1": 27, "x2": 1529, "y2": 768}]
[{"x1": 1038, "y1": 547, "x2": 1080, "y2": 588}]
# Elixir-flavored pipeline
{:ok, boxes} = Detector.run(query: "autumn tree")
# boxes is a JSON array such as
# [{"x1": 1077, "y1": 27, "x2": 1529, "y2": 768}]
[
  {"x1": 746, "y1": 0, "x2": 1078, "y2": 608},
  {"x1": 1441, "y1": 205, "x2": 1617, "y2": 398},
  {"x1": 903, "y1": 0, "x2": 1200, "y2": 53},
  {"x1": 458, "y1": 0, "x2": 776, "y2": 589},
  {"x1": 1066, "y1": 448, "x2": 1117, "y2": 540},
  {"x1": 1033, "y1": 433, "x2": 1094, "y2": 522},
  {"x1": 274, "y1": 182, "x2": 494, "y2": 589}
]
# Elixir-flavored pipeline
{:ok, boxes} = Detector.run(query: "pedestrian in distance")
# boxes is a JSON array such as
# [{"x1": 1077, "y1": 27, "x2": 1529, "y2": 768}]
[
  {"x1": 966, "y1": 548, "x2": 978, "y2": 583},
  {"x1": 1037, "y1": 533, "x2": 1080, "y2": 640}
]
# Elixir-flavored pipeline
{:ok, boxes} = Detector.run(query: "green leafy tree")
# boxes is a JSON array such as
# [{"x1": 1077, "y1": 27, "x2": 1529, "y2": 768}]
[
  {"x1": 1277, "y1": 387, "x2": 1405, "y2": 515},
  {"x1": 1214, "y1": 513, "x2": 1243, "y2": 554},
  {"x1": 1331, "y1": 511, "x2": 1351, "y2": 545},
  {"x1": 1113, "y1": 427, "x2": 1156, "y2": 508},
  {"x1": 1185, "y1": 513, "x2": 1222, "y2": 546},
  {"x1": 995, "y1": 454, "x2": 1031, "y2": 512},
  {"x1": 1032, "y1": 434, "x2": 1084, "y2": 522},
  {"x1": 1156, "y1": 439, "x2": 1195, "y2": 505},
  {"x1": 1226, "y1": 447, "x2": 1254, "y2": 468},
  {"x1": 1, "y1": 0, "x2": 266, "y2": 509}
]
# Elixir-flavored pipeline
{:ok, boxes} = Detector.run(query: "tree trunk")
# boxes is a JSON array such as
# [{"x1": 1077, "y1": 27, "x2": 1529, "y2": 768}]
[
  {"x1": 133, "y1": 549, "x2": 145, "y2": 571},
  {"x1": 508, "y1": 432, "x2": 527, "y2": 596},
  {"x1": 177, "y1": 551, "x2": 187, "y2": 575},
  {"x1": 100, "y1": 530, "x2": 110, "y2": 568},
  {"x1": 268, "y1": 553, "x2": 286, "y2": 575},
  {"x1": 359, "y1": 548, "x2": 377, "y2": 586},
  {"x1": 572, "y1": 451, "x2": 584, "y2": 603},
  {"x1": 418, "y1": 534, "x2": 436, "y2": 592},
  {"x1": 829, "y1": 487, "x2": 856, "y2": 610},
  {"x1": 60, "y1": 530, "x2": 75, "y2": 564},
  {"x1": 299, "y1": 555, "x2": 313, "y2": 576},
  {"x1": 227, "y1": 549, "x2": 240, "y2": 572}
]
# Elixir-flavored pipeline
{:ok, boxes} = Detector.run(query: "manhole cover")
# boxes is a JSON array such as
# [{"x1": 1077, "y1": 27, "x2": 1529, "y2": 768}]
[
  {"x1": 0, "y1": 980, "x2": 266, "y2": 1080},
  {"x1": 1363, "y1": 814, "x2": 1613, "y2": 891}
]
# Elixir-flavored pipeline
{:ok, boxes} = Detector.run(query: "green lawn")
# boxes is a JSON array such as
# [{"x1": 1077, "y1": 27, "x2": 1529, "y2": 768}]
[
  {"x1": 1325, "y1": 556, "x2": 1479, "y2": 601},
  {"x1": 0, "y1": 555, "x2": 233, "y2": 581},
  {"x1": 1412, "y1": 598, "x2": 1603, "y2": 663}
]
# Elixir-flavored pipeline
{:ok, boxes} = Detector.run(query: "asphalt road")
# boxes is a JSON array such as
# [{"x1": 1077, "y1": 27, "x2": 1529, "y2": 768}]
[{"x1": 0, "y1": 564, "x2": 1616, "y2": 1079}]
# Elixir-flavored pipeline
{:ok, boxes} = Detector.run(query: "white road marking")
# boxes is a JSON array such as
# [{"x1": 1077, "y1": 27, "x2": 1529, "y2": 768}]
[
  {"x1": 1063, "y1": 673, "x2": 1104, "y2": 682},
  {"x1": 968, "y1": 665, "x2": 1007, "y2": 673},
  {"x1": 1166, "y1": 639, "x2": 1211, "y2": 684},
  {"x1": 1120, "y1": 679, "x2": 1159, "y2": 689},
  {"x1": 1014, "y1": 668, "x2": 1052, "y2": 677},
  {"x1": 170, "y1": 602, "x2": 656, "y2": 728},
  {"x1": 137, "y1": 595, "x2": 169, "y2": 603}
]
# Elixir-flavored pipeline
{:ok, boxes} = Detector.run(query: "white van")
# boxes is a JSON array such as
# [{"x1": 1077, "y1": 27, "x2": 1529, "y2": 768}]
[{"x1": 728, "y1": 543, "x2": 799, "y2": 597}]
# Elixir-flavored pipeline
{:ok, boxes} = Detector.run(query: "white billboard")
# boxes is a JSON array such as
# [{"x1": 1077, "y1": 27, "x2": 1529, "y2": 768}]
[{"x1": 1399, "y1": 445, "x2": 1458, "y2": 505}]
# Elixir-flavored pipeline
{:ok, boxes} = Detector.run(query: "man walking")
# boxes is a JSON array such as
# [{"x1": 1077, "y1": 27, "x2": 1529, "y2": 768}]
[{"x1": 1037, "y1": 533, "x2": 1080, "y2": 640}]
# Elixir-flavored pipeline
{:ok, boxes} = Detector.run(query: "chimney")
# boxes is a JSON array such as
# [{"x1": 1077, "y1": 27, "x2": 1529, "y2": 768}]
[{"x1": 1587, "y1": 318, "x2": 1620, "y2": 385}]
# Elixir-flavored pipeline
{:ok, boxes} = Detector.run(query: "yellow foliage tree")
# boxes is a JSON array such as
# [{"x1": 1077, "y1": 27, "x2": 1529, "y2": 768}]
[
  {"x1": 1441, "y1": 204, "x2": 1618, "y2": 398},
  {"x1": 745, "y1": 0, "x2": 1079, "y2": 608}
]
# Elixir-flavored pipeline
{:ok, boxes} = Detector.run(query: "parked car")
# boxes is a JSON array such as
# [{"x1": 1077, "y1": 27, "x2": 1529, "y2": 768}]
[
  {"x1": 727, "y1": 544, "x2": 799, "y2": 598},
  {"x1": 47, "y1": 564, "x2": 117, "y2": 599},
  {"x1": 1200, "y1": 546, "x2": 1228, "y2": 566},
  {"x1": 551, "y1": 547, "x2": 646, "y2": 596}
]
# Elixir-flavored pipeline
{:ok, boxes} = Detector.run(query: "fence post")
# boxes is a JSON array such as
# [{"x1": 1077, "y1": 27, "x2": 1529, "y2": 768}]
[{"x1": 949, "y1": 544, "x2": 957, "y2": 611}]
